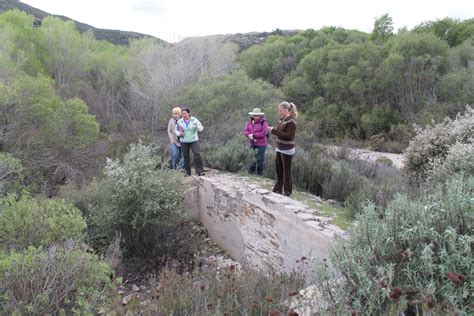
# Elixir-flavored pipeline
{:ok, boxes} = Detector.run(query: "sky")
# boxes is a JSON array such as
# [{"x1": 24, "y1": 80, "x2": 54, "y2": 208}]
[{"x1": 20, "y1": 0, "x2": 474, "y2": 43}]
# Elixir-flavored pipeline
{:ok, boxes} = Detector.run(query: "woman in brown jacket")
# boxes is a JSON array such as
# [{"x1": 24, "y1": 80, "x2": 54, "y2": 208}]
[{"x1": 268, "y1": 101, "x2": 298, "y2": 196}]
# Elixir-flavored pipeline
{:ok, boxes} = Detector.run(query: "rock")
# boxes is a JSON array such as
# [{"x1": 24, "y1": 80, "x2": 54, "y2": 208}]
[
  {"x1": 122, "y1": 294, "x2": 132, "y2": 305},
  {"x1": 132, "y1": 284, "x2": 140, "y2": 292}
]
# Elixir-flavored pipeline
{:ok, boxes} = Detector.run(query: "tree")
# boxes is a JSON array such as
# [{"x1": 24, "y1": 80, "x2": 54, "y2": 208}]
[
  {"x1": 377, "y1": 33, "x2": 449, "y2": 121},
  {"x1": 39, "y1": 16, "x2": 93, "y2": 91},
  {"x1": 370, "y1": 13, "x2": 394, "y2": 43},
  {"x1": 0, "y1": 10, "x2": 44, "y2": 79},
  {"x1": 123, "y1": 37, "x2": 238, "y2": 136},
  {"x1": 414, "y1": 18, "x2": 474, "y2": 47},
  {"x1": 0, "y1": 74, "x2": 101, "y2": 191}
]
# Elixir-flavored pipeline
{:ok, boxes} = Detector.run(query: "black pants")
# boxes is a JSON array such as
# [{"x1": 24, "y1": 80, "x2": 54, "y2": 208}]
[
  {"x1": 181, "y1": 141, "x2": 203, "y2": 176},
  {"x1": 273, "y1": 151, "x2": 293, "y2": 196}
]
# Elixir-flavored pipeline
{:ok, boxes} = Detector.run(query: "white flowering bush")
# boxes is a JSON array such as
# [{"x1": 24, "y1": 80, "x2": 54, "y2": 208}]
[
  {"x1": 427, "y1": 141, "x2": 474, "y2": 183},
  {"x1": 404, "y1": 106, "x2": 473, "y2": 183}
]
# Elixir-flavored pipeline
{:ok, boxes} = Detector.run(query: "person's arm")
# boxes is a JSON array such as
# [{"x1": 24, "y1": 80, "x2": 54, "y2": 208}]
[
  {"x1": 168, "y1": 119, "x2": 176, "y2": 143},
  {"x1": 195, "y1": 118, "x2": 204, "y2": 132},
  {"x1": 175, "y1": 121, "x2": 183, "y2": 137},
  {"x1": 271, "y1": 122, "x2": 296, "y2": 140},
  {"x1": 243, "y1": 121, "x2": 251, "y2": 137},
  {"x1": 253, "y1": 120, "x2": 268, "y2": 139}
]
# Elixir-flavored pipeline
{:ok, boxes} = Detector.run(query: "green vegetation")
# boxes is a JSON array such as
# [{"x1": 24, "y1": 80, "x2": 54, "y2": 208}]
[
  {"x1": 0, "y1": 7, "x2": 472, "y2": 314},
  {"x1": 314, "y1": 174, "x2": 473, "y2": 314},
  {"x1": 0, "y1": 195, "x2": 86, "y2": 251},
  {"x1": 0, "y1": 243, "x2": 111, "y2": 315},
  {"x1": 62, "y1": 143, "x2": 186, "y2": 258}
]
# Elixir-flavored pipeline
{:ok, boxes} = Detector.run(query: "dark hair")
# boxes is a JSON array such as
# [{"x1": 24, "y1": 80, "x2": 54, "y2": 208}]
[{"x1": 181, "y1": 107, "x2": 191, "y2": 114}]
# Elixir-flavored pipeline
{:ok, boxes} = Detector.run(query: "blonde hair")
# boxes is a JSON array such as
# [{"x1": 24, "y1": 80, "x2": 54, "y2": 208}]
[
  {"x1": 279, "y1": 101, "x2": 299, "y2": 119},
  {"x1": 172, "y1": 107, "x2": 182, "y2": 115}
]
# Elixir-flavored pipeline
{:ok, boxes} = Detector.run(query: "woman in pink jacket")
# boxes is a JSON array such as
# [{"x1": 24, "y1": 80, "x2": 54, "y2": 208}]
[{"x1": 243, "y1": 108, "x2": 269, "y2": 175}]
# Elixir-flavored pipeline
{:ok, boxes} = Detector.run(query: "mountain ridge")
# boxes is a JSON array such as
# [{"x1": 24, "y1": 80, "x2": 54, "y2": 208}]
[
  {"x1": 0, "y1": 0, "x2": 299, "y2": 48},
  {"x1": 0, "y1": 0, "x2": 165, "y2": 45}
]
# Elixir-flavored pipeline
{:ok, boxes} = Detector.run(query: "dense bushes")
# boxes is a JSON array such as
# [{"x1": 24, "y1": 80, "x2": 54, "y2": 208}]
[
  {"x1": 0, "y1": 192, "x2": 110, "y2": 314},
  {"x1": 0, "y1": 242, "x2": 111, "y2": 315},
  {"x1": 238, "y1": 18, "x2": 472, "y2": 144},
  {"x1": 315, "y1": 174, "x2": 473, "y2": 313},
  {"x1": 0, "y1": 153, "x2": 26, "y2": 196},
  {"x1": 205, "y1": 135, "x2": 255, "y2": 172},
  {"x1": 404, "y1": 106, "x2": 473, "y2": 183},
  {"x1": 0, "y1": 195, "x2": 86, "y2": 251},
  {"x1": 264, "y1": 147, "x2": 407, "y2": 214},
  {"x1": 62, "y1": 143, "x2": 185, "y2": 258}
]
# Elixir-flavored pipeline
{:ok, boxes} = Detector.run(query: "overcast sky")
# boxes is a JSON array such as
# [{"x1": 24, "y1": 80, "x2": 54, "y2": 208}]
[{"x1": 20, "y1": 0, "x2": 473, "y2": 43}]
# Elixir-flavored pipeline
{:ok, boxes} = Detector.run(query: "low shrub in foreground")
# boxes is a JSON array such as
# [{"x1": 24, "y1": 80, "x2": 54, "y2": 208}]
[
  {"x1": 0, "y1": 242, "x2": 111, "y2": 315},
  {"x1": 314, "y1": 174, "x2": 473, "y2": 314},
  {"x1": 108, "y1": 265, "x2": 306, "y2": 315}
]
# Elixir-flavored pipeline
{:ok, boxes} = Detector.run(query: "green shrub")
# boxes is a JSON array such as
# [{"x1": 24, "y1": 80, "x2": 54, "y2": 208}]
[
  {"x1": 206, "y1": 135, "x2": 254, "y2": 172},
  {"x1": 322, "y1": 161, "x2": 371, "y2": 203},
  {"x1": 404, "y1": 106, "x2": 473, "y2": 183},
  {"x1": 263, "y1": 146, "x2": 277, "y2": 179},
  {"x1": 0, "y1": 242, "x2": 111, "y2": 315},
  {"x1": 344, "y1": 179, "x2": 377, "y2": 215},
  {"x1": 59, "y1": 178, "x2": 110, "y2": 248},
  {"x1": 0, "y1": 195, "x2": 86, "y2": 251},
  {"x1": 72, "y1": 143, "x2": 185, "y2": 258},
  {"x1": 315, "y1": 174, "x2": 473, "y2": 314},
  {"x1": 0, "y1": 152, "x2": 26, "y2": 196},
  {"x1": 291, "y1": 149, "x2": 332, "y2": 196},
  {"x1": 347, "y1": 159, "x2": 409, "y2": 213}
]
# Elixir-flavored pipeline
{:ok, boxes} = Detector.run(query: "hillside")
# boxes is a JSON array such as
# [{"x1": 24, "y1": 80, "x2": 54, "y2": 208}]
[
  {"x1": 1, "y1": 0, "x2": 299, "y2": 48},
  {"x1": 0, "y1": 0, "x2": 165, "y2": 45}
]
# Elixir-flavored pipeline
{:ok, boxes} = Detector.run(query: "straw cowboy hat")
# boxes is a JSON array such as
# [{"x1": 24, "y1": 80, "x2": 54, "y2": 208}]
[{"x1": 248, "y1": 108, "x2": 265, "y2": 115}]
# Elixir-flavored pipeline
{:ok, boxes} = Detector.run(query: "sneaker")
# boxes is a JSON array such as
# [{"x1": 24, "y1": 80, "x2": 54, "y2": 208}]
[{"x1": 198, "y1": 172, "x2": 205, "y2": 176}]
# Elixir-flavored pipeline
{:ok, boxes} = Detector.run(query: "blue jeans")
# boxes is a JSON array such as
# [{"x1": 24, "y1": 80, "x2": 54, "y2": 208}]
[
  {"x1": 249, "y1": 146, "x2": 266, "y2": 175},
  {"x1": 171, "y1": 143, "x2": 183, "y2": 170}
]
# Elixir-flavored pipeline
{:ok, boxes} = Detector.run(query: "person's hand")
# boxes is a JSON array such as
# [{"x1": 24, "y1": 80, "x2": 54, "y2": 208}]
[
  {"x1": 248, "y1": 134, "x2": 254, "y2": 140},
  {"x1": 268, "y1": 126, "x2": 273, "y2": 131}
]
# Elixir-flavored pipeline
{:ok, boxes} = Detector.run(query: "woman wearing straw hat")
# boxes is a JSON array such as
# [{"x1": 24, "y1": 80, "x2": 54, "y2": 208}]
[
  {"x1": 243, "y1": 107, "x2": 269, "y2": 175},
  {"x1": 268, "y1": 101, "x2": 298, "y2": 197}
]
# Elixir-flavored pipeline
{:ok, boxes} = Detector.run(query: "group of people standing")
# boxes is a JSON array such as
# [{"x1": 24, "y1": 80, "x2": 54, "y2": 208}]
[
  {"x1": 168, "y1": 101, "x2": 298, "y2": 197},
  {"x1": 167, "y1": 107, "x2": 205, "y2": 177}
]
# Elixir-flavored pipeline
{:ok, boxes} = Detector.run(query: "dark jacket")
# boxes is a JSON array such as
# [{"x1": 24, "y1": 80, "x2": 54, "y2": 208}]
[{"x1": 271, "y1": 115, "x2": 297, "y2": 150}]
